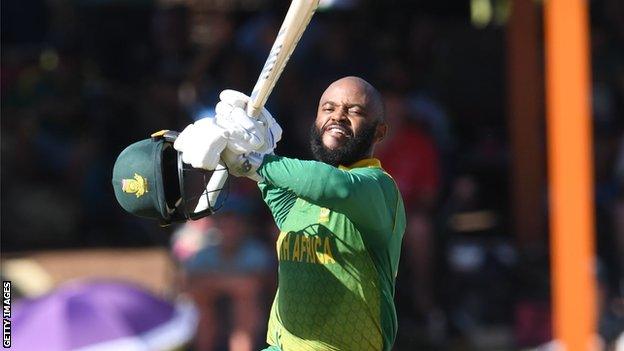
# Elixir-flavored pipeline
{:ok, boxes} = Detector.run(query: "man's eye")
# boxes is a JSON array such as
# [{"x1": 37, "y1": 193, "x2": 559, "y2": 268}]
[
  {"x1": 349, "y1": 109, "x2": 363, "y2": 115},
  {"x1": 323, "y1": 108, "x2": 333, "y2": 112}
]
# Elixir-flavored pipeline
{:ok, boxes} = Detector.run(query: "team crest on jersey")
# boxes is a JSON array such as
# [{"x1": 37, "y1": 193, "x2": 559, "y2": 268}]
[
  {"x1": 319, "y1": 208, "x2": 330, "y2": 223},
  {"x1": 122, "y1": 173, "x2": 148, "y2": 198}
]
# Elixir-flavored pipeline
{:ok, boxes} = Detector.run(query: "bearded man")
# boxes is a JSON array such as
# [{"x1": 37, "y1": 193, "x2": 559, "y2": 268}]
[{"x1": 175, "y1": 76, "x2": 406, "y2": 351}]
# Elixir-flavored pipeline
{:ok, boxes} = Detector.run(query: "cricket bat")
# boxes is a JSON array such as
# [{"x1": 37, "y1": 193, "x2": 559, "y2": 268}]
[{"x1": 195, "y1": 0, "x2": 320, "y2": 213}]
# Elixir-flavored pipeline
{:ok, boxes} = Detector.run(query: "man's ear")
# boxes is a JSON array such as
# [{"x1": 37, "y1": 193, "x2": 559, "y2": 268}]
[{"x1": 374, "y1": 122, "x2": 388, "y2": 143}]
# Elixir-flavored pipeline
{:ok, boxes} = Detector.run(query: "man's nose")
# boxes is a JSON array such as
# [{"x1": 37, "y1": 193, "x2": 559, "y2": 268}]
[{"x1": 330, "y1": 108, "x2": 348, "y2": 122}]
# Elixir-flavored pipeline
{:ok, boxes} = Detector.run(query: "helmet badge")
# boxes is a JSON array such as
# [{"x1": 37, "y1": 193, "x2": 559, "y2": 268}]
[{"x1": 122, "y1": 173, "x2": 149, "y2": 198}]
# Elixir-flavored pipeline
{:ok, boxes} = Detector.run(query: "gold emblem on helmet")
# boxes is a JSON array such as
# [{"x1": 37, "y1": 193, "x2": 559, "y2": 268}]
[{"x1": 122, "y1": 174, "x2": 148, "y2": 198}]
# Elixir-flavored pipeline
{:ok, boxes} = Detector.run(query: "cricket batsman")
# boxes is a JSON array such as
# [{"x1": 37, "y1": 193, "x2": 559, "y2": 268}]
[{"x1": 174, "y1": 76, "x2": 407, "y2": 351}]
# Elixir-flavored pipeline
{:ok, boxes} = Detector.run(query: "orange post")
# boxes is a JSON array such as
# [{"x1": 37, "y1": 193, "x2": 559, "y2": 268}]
[{"x1": 544, "y1": 0, "x2": 597, "y2": 350}]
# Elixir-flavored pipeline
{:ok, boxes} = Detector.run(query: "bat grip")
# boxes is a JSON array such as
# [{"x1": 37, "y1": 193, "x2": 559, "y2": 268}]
[{"x1": 246, "y1": 103, "x2": 262, "y2": 120}]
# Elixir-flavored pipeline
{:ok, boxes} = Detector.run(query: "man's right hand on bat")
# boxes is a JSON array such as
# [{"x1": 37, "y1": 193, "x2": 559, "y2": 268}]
[
  {"x1": 173, "y1": 90, "x2": 282, "y2": 172},
  {"x1": 215, "y1": 89, "x2": 282, "y2": 155},
  {"x1": 209, "y1": 89, "x2": 283, "y2": 181}
]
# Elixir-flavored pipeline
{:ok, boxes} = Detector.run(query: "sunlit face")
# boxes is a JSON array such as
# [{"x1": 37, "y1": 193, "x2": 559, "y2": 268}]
[
  {"x1": 315, "y1": 79, "x2": 377, "y2": 150},
  {"x1": 310, "y1": 77, "x2": 386, "y2": 166}
]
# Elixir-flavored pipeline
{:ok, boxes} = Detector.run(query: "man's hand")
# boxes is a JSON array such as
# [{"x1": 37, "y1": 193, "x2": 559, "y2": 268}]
[
  {"x1": 215, "y1": 90, "x2": 282, "y2": 155},
  {"x1": 221, "y1": 149, "x2": 265, "y2": 182},
  {"x1": 173, "y1": 117, "x2": 227, "y2": 170},
  {"x1": 173, "y1": 89, "x2": 280, "y2": 177}
]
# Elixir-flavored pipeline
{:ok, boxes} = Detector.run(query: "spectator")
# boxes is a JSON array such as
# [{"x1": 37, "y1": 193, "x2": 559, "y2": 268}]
[
  {"x1": 172, "y1": 198, "x2": 272, "y2": 351},
  {"x1": 377, "y1": 92, "x2": 441, "y2": 211},
  {"x1": 377, "y1": 91, "x2": 443, "y2": 345}
]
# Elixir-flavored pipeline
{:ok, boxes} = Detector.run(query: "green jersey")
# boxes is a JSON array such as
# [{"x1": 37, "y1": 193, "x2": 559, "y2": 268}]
[{"x1": 257, "y1": 155, "x2": 406, "y2": 351}]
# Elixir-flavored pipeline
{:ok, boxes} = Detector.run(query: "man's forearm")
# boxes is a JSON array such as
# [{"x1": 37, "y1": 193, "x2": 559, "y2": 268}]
[
  {"x1": 257, "y1": 155, "x2": 356, "y2": 205},
  {"x1": 259, "y1": 154, "x2": 398, "y2": 233}
]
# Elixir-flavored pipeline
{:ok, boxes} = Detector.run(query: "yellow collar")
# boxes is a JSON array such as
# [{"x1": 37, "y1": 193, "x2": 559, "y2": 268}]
[{"x1": 338, "y1": 158, "x2": 382, "y2": 170}]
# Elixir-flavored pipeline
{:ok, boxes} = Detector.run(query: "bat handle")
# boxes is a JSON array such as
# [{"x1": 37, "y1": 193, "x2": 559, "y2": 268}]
[{"x1": 246, "y1": 102, "x2": 262, "y2": 120}]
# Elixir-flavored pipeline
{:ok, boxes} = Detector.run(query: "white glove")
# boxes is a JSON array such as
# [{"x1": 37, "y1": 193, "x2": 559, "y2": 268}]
[
  {"x1": 221, "y1": 148, "x2": 265, "y2": 182},
  {"x1": 173, "y1": 117, "x2": 227, "y2": 170},
  {"x1": 215, "y1": 90, "x2": 282, "y2": 155}
]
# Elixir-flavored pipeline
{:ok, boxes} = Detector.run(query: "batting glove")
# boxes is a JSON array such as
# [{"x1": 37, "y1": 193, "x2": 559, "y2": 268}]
[
  {"x1": 221, "y1": 148, "x2": 265, "y2": 182},
  {"x1": 215, "y1": 89, "x2": 282, "y2": 155},
  {"x1": 173, "y1": 117, "x2": 227, "y2": 170}
]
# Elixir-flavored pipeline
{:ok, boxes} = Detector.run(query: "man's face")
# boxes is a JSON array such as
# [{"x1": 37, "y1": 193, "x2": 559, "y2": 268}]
[{"x1": 310, "y1": 79, "x2": 384, "y2": 166}]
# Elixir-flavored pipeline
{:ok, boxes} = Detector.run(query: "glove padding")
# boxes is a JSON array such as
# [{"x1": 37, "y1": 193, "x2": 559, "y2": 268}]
[
  {"x1": 173, "y1": 117, "x2": 227, "y2": 170},
  {"x1": 221, "y1": 149, "x2": 265, "y2": 182},
  {"x1": 215, "y1": 90, "x2": 282, "y2": 155}
]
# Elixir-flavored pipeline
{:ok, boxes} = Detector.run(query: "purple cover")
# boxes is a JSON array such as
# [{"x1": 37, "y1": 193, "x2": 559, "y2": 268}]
[{"x1": 12, "y1": 280, "x2": 176, "y2": 351}]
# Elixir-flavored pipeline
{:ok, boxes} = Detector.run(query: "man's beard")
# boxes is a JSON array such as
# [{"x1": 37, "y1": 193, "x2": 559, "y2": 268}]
[{"x1": 310, "y1": 121, "x2": 378, "y2": 167}]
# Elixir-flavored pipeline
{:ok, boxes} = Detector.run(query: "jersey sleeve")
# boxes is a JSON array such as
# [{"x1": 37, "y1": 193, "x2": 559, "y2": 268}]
[
  {"x1": 258, "y1": 181, "x2": 297, "y2": 230},
  {"x1": 257, "y1": 155, "x2": 398, "y2": 231}
]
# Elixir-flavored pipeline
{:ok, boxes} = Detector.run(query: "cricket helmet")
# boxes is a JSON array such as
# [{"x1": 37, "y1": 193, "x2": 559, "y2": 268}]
[{"x1": 111, "y1": 130, "x2": 228, "y2": 225}]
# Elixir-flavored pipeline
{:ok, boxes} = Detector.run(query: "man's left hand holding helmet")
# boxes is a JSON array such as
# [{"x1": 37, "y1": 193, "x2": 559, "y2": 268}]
[{"x1": 173, "y1": 89, "x2": 282, "y2": 181}]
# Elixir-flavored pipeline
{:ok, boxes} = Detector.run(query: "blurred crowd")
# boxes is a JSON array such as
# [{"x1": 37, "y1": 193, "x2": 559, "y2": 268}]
[{"x1": 2, "y1": 0, "x2": 623, "y2": 350}]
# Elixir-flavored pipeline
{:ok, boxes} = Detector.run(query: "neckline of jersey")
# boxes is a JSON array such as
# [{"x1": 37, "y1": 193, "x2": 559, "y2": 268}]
[{"x1": 338, "y1": 158, "x2": 382, "y2": 170}]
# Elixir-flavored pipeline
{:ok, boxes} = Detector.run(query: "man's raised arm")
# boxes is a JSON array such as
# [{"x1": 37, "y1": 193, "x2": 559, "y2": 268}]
[{"x1": 258, "y1": 154, "x2": 397, "y2": 230}]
